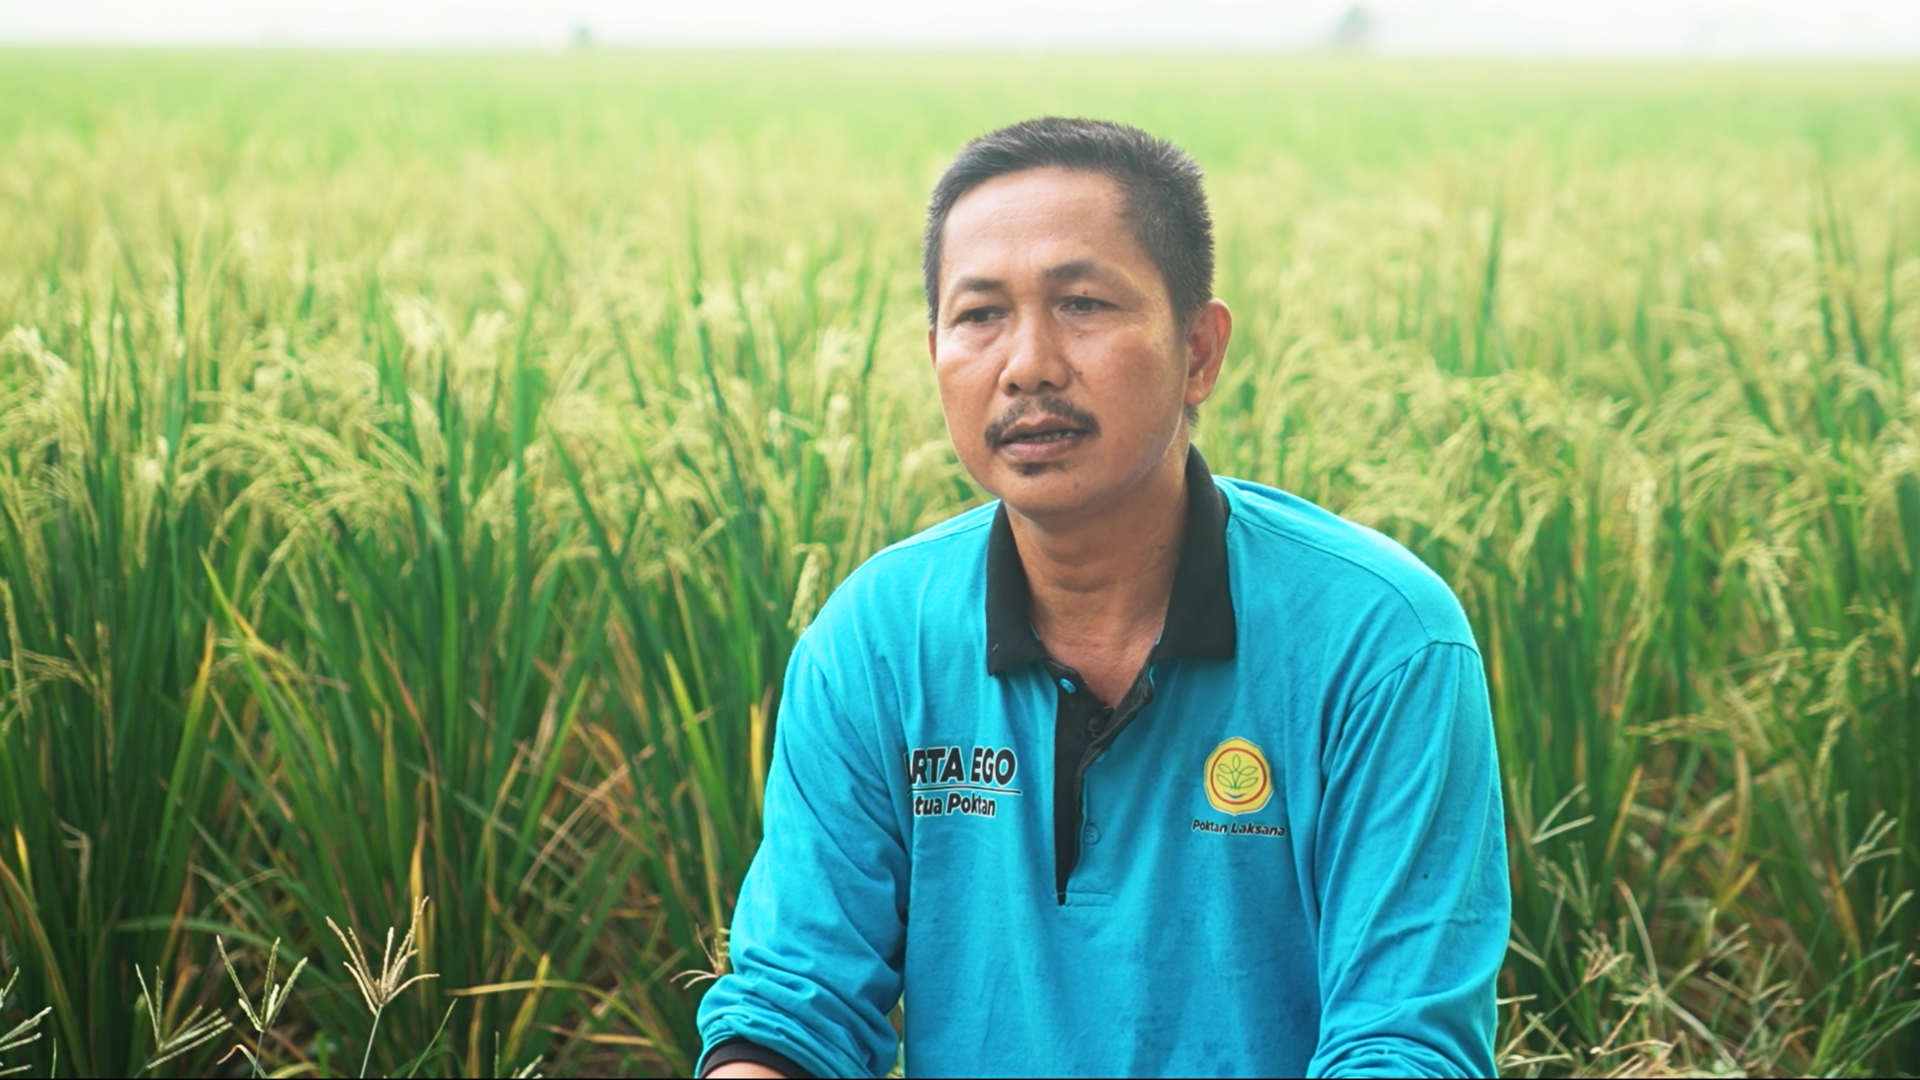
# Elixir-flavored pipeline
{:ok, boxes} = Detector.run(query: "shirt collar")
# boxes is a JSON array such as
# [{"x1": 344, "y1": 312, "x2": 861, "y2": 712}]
[{"x1": 985, "y1": 444, "x2": 1237, "y2": 676}]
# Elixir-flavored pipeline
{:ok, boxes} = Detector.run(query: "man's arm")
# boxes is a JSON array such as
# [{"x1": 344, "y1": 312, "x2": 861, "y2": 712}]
[
  {"x1": 695, "y1": 627, "x2": 908, "y2": 1079},
  {"x1": 1309, "y1": 641, "x2": 1510, "y2": 1078}
]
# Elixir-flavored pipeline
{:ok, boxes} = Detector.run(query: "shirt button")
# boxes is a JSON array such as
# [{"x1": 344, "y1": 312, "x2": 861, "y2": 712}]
[
  {"x1": 1083, "y1": 823, "x2": 1100, "y2": 845},
  {"x1": 1058, "y1": 678, "x2": 1076, "y2": 694}
]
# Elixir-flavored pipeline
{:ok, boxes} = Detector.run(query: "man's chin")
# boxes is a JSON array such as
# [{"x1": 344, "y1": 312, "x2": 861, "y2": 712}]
[
  {"x1": 983, "y1": 464, "x2": 1105, "y2": 524},
  {"x1": 1009, "y1": 460, "x2": 1068, "y2": 479}
]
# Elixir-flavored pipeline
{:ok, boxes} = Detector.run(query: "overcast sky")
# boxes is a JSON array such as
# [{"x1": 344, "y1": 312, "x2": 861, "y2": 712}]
[{"x1": 3, "y1": 0, "x2": 1918, "y2": 55}]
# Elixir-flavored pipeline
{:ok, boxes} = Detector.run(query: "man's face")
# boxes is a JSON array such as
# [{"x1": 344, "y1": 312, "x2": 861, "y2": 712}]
[{"x1": 929, "y1": 167, "x2": 1224, "y2": 523}]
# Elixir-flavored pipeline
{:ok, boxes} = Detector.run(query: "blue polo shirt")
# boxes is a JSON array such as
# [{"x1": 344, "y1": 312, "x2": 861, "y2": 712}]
[{"x1": 698, "y1": 449, "x2": 1509, "y2": 1077}]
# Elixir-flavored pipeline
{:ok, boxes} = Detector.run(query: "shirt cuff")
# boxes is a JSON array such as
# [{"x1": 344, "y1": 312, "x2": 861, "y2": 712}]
[{"x1": 699, "y1": 1038, "x2": 816, "y2": 1079}]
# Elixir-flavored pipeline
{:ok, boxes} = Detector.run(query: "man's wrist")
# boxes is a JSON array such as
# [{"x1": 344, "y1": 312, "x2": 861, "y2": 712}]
[
  {"x1": 700, "y1": 1038, "x2": 812, "y2": 1079},
  {"x1": 704, "y1": 1063, "x2": 789, "y2": 1079}
]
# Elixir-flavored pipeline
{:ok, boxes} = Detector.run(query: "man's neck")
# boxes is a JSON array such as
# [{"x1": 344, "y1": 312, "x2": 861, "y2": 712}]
[{"x1": 1008, "y1": 440, "x2": 1190, "y2": 704}]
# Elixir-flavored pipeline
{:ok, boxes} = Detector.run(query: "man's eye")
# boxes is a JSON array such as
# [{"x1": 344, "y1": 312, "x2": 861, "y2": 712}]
[
  {"x1": 956, "y1": 307, "x2": 1000, "y2": 325},
  {"x1": 1062, "y1": 295, "x2": 1108, "y2": 313}
]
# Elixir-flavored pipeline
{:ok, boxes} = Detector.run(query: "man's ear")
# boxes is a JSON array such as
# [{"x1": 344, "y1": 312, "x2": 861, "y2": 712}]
[
  {"x1": 1183, "y1": 298, "x2": 1232, "y2": 409},
  {"x1": 928, "y1": 326, "x2": 938, "y2": 365}
]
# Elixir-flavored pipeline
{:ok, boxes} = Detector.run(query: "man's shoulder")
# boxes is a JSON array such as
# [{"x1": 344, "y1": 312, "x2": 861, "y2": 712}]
[
  {"x1": 804, "y1": 501, "x2": 995, "y2": 639},
  {"x1": 1218, "y1": 475, "x2": 1476, "y2": 651},
  {"x1": 846, "y1": 500, "x2": 996, "y2": 587}
]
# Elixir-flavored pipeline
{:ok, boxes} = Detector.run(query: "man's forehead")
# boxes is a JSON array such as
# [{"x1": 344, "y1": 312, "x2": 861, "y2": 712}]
[
  {"x1": 940, "y1": 169, "x2": 1143, "y2": 284},
  {"x1": 945, "y1": 167, "x2": 1127, "y2": 236}
]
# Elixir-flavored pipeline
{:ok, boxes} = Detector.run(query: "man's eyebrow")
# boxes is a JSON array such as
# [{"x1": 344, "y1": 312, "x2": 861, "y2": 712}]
[
  {"x1": 947, "y1": 260, "x2": 1112, "y2": 299},
  {"x1": 949, "y1": 274, "x2": 1004, "y2": 296}
]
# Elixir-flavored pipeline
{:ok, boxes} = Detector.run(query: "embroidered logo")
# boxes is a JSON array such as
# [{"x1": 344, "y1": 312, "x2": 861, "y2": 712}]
[{"x1": 1203, "y1": 737, "x2": 1273, "y2": 815}]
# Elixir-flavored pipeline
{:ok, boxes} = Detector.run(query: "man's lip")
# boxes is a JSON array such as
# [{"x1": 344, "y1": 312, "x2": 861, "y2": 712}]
[
  {"x1": 997, "y1": 423, "x2": 1090, "y2": 444},
  {"x1": 995, "y1": 427, "x2": 1093, "y2": 460},
  {"x1": 982, "y1": 396, "x2": 1101, "y2": 450}
]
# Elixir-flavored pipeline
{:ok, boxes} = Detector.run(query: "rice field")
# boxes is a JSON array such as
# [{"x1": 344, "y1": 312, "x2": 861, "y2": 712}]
[{"x1": 0, "y1": 49, "x2": 1917, "y2": 1076}]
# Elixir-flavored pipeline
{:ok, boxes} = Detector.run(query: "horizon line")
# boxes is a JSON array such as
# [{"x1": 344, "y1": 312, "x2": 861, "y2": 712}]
[{"x1": 4, "y1": 41, "x2": 1920, "y2": 61}]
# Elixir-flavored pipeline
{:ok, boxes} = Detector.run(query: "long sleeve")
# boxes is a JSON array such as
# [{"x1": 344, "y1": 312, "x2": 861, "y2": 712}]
[
  {"x1": 1308, "y1": 641, "x2": 1510, "y2": 1078},
  {"x1": 696, "y1": 628, "x2": 907, "y2": 1078}
]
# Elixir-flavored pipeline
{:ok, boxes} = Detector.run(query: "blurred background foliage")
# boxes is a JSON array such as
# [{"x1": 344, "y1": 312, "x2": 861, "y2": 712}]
[{"x1": 0, "y1": 51, "x2": 1916, "y2": 1075}]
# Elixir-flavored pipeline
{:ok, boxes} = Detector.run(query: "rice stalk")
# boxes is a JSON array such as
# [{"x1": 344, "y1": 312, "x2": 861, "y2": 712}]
[
  {"x1": 0, "y1": 969, "x2": 51, "y2": 1077},
  {"x1": 327, "y1": 896, "x2": 438, "y2": 1079},
  {"x1": 214, "y1": 936, "x2": 306, "y2": 1079},
  {"x1": 133, "y1": 966, "x2": 231, "y2": 1073}
]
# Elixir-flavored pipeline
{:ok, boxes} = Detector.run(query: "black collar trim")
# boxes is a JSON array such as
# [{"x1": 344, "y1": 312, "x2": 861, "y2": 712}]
[{"x1": 984, "y1": 445, "x2": 1237, "y2": 676}]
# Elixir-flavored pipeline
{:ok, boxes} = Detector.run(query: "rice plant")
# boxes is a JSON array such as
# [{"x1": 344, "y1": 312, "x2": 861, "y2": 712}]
[
  {"x1": 0, "y1": 970, "x2": 51, "y2": 1077},
  {"x1": 134, "y1": 966, "x2": 231, "y2": 1073},
  {"x1": 327, "y1": 898, "x2": 437, "y2": 1078},
  {"x1": 216, "y1": 937, "x2": 307, "y2": 1077}
]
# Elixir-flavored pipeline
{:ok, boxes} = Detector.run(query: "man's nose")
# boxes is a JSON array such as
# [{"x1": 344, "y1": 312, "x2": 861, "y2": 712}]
[{"x1": 999, "y1": 311, "x2": 1071, "y2": 396}]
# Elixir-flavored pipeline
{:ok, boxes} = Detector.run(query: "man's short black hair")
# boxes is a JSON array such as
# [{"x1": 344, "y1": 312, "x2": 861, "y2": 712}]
[{"x1": 922, "y1": 117, "x2": 1215, "y2": 329}]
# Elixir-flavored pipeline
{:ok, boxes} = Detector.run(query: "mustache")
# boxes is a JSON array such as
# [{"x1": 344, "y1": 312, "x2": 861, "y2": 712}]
[{"x1": 983, "y1": 396, "x2": 1102, "y2": 448}]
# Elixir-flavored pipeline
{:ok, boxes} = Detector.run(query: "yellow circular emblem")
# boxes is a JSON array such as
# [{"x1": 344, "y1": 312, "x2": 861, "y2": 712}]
[{"x1": 1204, "y1": 737, "x2": 1273, "y2": 815}]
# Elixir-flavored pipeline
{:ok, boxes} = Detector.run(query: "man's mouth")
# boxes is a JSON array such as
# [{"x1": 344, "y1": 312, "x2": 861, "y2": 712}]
[
  {"x1": 984, "y1": 397, "x2": 1101, "y2": 452},
  {"x1": 999, "y1": 424, "x2": 1090, "y2": 446}
]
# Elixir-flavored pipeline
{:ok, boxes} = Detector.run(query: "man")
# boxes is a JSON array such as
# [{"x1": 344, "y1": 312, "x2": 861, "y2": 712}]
[{"x1": 698, "y1": 117, "x2": 1509, "y2": 1078}]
